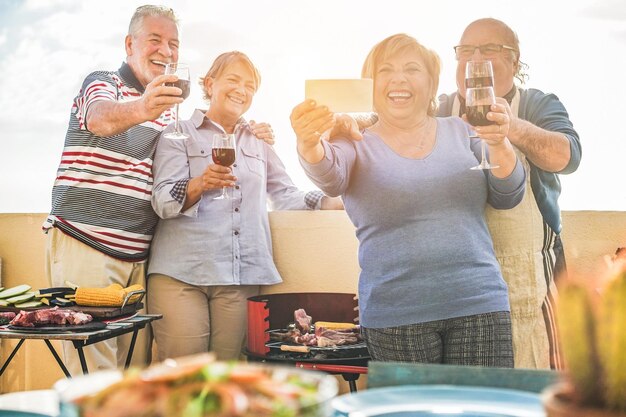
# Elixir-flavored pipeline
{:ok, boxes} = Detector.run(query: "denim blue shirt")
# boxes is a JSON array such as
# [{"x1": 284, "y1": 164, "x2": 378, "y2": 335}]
[
  {"x1": 148, "y1": 109, "x2": 321, "y2": 286},
  {"x1": 438, "y1": 87, "x2": 581, "y2": 234}
]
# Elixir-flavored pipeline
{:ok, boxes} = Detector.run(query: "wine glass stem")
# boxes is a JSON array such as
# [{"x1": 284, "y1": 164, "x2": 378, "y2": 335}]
[
  {"x1": 481, "y1": 140, "x2": 488, "y2": 164},
  {"x1": 174, "y1": 104, "x2": 180, "y2": 133}
]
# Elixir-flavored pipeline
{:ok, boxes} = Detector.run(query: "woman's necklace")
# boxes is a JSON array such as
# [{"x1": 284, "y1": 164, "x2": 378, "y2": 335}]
[
  {"x1": 414, "y1": 118, "x2": 432, "y2": 151},
  {"x1": 373, "y1": 116, "x2": 434, "y2": 155},
  {"x1": 394, "y1": 117, "x2": 433, "y2": 150},
  {"x1": 416, "y1": 117, "x2": 430, "y2": 151}
]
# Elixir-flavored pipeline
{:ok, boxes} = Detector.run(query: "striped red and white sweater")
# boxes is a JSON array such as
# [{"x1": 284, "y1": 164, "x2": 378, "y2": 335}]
[{"x1": 43, "y1": 62, "x2": 173, "y2": 261}]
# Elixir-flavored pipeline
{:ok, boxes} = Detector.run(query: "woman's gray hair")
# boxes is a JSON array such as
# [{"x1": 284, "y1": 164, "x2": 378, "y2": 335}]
[{"x1": 128, "y1": 5, "x2": 178, "y2": 36}]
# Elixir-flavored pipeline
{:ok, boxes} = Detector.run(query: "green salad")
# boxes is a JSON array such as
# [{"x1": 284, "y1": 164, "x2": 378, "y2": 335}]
[{"x1": 74, "y1": 354, "x2": 334, "y2": 417}]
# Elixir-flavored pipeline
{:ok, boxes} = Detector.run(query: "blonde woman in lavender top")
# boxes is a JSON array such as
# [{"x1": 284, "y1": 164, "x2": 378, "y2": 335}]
[{"x1": 291, "y1": 34, "x2": 525, "y2": 366}]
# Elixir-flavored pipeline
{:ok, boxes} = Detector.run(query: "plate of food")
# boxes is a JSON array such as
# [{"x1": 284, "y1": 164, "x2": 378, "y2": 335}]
[
  {"x1": 0, "y1": 389, "x2": 59, "y2": 417},
  {"x1": 55, "y1": 353, "x2": 339, "y2": 417},
  {"x1": 331, "y1": 385, "x2": 545, "y2": 417},
  {"x1": 0, "y1": 411, "x2": 52, "y2": 417}
]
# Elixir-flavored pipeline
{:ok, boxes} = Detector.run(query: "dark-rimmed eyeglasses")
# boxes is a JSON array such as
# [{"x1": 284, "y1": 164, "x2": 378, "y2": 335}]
[{"x1": 454, "y1": 43, "x2": 517, "y2": 59}]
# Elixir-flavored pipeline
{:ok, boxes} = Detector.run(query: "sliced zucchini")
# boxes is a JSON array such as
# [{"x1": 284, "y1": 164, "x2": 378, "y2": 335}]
[
  {"x1": 6, "y1": 292, "x2": 35, "y2": 304},
  {"x1": 0, "y1": 299, "x2": 9, "y2": 307},
  {"x1": 0, "y1": 285, "x2": 31, "y2": 299},
  {"x1": 14, "y1": 300, "x2": 43, "y2": 308}
]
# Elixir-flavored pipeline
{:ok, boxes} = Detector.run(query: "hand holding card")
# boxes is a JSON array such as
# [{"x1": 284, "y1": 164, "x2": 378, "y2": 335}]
[{"x1": 304, "y1": 79, "x2": 373, "y2": 113}]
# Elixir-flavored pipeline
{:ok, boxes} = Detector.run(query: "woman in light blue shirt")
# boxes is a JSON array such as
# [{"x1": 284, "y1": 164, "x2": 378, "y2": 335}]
[{"x1": 148, "y1": 51, "x2": 341, "y2": 361}]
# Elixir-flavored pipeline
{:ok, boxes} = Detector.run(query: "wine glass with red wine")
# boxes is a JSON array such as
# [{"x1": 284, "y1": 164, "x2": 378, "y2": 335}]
[
  {"x1": 164, "y1": 63, "x2": 191, "y2": 140},
  {"x1": 212, "y1": 133, "x2": 236, "y2": 200},
  {"x1": 466, "y1": 86, "x2": 499, "y2": 170},
  {"x1": 465, "y1": 60, "x2": 494, "y2": 89}
]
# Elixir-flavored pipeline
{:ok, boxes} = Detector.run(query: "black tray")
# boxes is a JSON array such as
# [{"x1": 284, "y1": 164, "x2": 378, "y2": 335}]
[
  {"x1": 0, "y1": 303, "x2": 143, "y2": 319},
  {"x1": 7, "y1": 321, "x2": 107, "y2": 333}
]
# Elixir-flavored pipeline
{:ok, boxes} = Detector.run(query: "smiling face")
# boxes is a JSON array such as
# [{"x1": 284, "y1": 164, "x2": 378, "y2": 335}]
[
  {"x1": 373, "y1": 50, "x2": 434, "y2": 126},
  {"x1": 205, "y1": 58, "x2": 258, "y2": 127},
  {"x1": 125, "y1": 15, "x2": 179, "y2": 87}
]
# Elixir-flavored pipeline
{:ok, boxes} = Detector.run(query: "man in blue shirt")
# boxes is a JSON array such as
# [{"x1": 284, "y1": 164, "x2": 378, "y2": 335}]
[{"x1": 438, "y1": 18, "x2": 581, "y2": 370}]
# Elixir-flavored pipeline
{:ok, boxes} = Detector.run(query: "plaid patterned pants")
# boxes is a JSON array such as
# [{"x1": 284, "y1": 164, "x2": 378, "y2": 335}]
[{"x1": 362, "y1": 311, "x2": 514, "y2": 367}]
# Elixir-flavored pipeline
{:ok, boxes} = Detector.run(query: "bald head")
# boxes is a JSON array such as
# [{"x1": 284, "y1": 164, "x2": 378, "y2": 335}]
[
  {"x1": 461, "y1": 18, "x2": 520, "y2": 60},
  {"x1": 455, "y1": 18, "x2": 526, "y2": 97}
]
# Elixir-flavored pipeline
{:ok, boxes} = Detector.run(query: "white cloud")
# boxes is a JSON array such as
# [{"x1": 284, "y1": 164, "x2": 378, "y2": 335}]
[
  {"x1": 580, "y1": 0, "x2": 626, "y2": 20},
  {"x1": 23, "y1": 0, "x2": 72, "y2": 12}
]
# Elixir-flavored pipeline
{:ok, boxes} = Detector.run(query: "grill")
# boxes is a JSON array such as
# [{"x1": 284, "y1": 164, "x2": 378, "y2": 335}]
[{"x1": 246, "y1": 292, "x2": 369, "y2": 392}]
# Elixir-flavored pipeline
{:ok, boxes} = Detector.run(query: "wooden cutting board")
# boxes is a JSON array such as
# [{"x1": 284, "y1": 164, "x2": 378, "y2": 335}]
[{"x1": 68, "y1": 303, "x2": 144, "y2": 318}]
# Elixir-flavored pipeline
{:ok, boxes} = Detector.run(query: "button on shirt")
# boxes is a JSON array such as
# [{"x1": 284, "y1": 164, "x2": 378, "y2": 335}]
[{"x1": 148, "y1": 109, "x2": 323, "y2": 286}]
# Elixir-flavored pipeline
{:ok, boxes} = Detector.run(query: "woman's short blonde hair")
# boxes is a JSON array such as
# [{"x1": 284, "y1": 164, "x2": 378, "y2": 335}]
[
  {"x1": 362, "y1": 33, "x2": 441, "y2": 116},
  {"x1": 199, "y1": 51, "x2": 261, "y2": 101}
]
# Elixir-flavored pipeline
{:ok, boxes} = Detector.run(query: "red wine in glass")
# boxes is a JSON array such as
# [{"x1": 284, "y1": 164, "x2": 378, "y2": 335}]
[
  {"x1": 212, "y1": 148, "x2": 236, "y2": 167},
  {"x1": 465, "y1": 61, "x2": 494, "y2": 90},
  {"x1": 465, "y1": 76, "x2": 494, "y2": 89},
  {"x1": 164, "y1": 63, "x2": 190, "y2": 139},
  {"x1": 212, "y1": 133, "x2": 236, "y2": 199},
  {"x1": 166, "y1": 79, "x2": 191, "y2": 99},
  {"x1": 466, "y1": 104, "x2": 495, "y2": 126},
  {"x1": 465, "y1": 86, "x2": 498, "y2": 170}
]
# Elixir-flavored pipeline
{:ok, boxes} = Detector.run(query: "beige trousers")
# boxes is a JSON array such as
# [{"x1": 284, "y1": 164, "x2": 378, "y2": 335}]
[
  {"x1": 147, "y1": 273, "x2": 259, "y2": 362},
  {"x1": 45, "y1": 228, "x2": 152, "y2": 374}
]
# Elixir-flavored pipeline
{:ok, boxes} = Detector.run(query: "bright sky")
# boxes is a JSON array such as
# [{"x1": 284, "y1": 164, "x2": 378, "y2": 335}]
[{"x1": 1, "y1": 0, "x2": 625, "y2": 213}]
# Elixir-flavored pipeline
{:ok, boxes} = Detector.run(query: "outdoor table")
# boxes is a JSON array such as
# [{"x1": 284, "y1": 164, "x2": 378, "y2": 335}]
[
  {"x1": 0, "y1": 313, "x2": 161, "y2": 377},
  {"x1": 366, "y1": 361, "x2": 561, "y2": 392}
]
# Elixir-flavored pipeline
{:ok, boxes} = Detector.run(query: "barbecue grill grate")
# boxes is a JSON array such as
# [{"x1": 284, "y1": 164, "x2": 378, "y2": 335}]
[
  {"x1": 266, "y1": 340, "x2": 367, "y2": 351},
  {"x1": 247, "y1": 292, "x2": 362, "y2": 357}
]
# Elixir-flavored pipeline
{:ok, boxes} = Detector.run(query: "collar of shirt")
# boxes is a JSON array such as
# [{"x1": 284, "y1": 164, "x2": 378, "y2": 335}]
[
  {"x1": 190, "y1": 109, "x2": 251, "y2": 134},
  {"x1": 119, "y1": 62, "x2": 145, "y2": 93}
]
